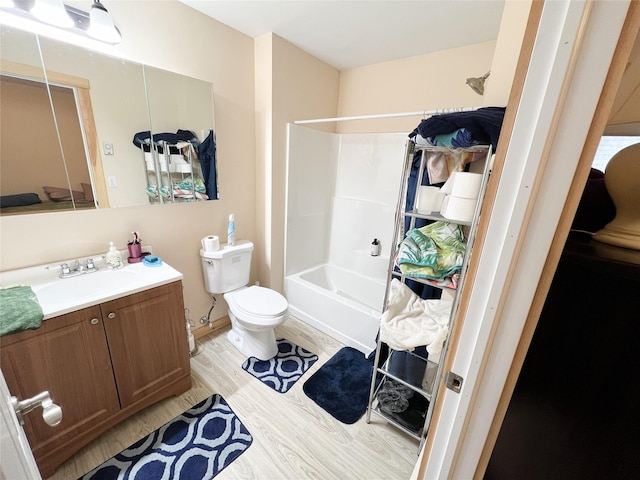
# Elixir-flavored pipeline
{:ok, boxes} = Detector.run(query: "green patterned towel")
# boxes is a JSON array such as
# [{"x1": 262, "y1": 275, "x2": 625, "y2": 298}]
[
  {"x1": 396, "y1": 221, "x2": 465, "y2": 280},
  {"x1": 0, "y1": 285, "x2": 44, "y2": 336}
]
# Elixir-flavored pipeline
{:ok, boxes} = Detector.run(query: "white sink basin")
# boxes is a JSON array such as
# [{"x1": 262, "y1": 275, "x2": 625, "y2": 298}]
[
  {"x1": 0, "y1": 258, "x2": 183, "y2": 319},
  {"x1": 35, "y1": 269, "x2": 139, "y2": 304}
]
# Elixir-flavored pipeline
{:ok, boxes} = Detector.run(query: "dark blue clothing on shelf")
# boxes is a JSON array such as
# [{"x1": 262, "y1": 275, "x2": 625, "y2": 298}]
[
  {"x1": 387, "y1": 346, "x2": 429, "y2": 387},
  {"x1": 198, "y1": 130, "x2": 218, "y2": 200},
  {"x1": 409, "y1": 106, "x2": 506, "y2": 151},
  {"x1": 402, "y1": 150, "x2": 443, "y2": 300},
  {"x1": 132, "y1": 129, "x2": 199, "y2": 152}
]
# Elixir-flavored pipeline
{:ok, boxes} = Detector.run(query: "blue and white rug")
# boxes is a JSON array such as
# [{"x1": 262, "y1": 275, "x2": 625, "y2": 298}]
[
  {"x1": 242, "y1": 338, "x2": 318, "y2": 393},
  {"x1": 80, "y1": 394, "x2": 252, "y2": 480}
]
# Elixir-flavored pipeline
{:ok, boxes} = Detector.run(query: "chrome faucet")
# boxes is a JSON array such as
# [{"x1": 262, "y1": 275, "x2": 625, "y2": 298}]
[{"x1": 58, "y1": 258, "x2": 100, "y2": 279}]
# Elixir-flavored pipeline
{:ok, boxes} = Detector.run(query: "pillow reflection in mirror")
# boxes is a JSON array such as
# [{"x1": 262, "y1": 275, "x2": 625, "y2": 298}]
[
  {"x1": 0, "y1": 193, "x2": 42, "y2": 208},
  {"x1": 43, "y1": 186, "x2": 85, "y2": 202}
]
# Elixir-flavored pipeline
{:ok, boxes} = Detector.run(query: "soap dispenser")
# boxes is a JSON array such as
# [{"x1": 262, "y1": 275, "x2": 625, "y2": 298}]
[
  {"x1": 105, "y1": 241, "x2": 123, "y2": 269},
  {"x1": 371, "y1": 238, "x2": 380, "y2": 256}
]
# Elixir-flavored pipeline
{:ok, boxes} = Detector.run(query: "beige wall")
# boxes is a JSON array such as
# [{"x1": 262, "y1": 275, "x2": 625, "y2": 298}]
[
  {"x1": 334, "y1": 1, "x2": 531, "y2": 135},
  {"x1": 254, "y1": 34, "x2": 273, "y2": 293},
  {"x1": 0, "y1": 1, "x2": 255, "y2": 328},
  {"x1": 336, "y1": 41, "x2": 497, "y2": 135},
  {"x1": 255, "y1": 34, "x2": 340, "y2": 292}
]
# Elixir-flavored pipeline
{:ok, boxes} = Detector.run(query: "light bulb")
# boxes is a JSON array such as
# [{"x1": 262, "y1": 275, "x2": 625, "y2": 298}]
[
  {"x1": 87, "y1": 0, "x2": 121, "y2": 44},
  {"x1": 30, "y1": 0, "x2": 74, "y2": 28}
]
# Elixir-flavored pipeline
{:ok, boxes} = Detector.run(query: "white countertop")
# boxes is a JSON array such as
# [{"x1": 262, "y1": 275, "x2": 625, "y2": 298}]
[{"x1": 0, "y1": 258, "x2": 183, "y2": 320}]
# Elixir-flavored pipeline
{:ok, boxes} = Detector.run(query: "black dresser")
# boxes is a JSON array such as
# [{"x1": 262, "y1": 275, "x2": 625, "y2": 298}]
[{"x1": 486, "y1": 232, "x2": 640, "y2": 479}]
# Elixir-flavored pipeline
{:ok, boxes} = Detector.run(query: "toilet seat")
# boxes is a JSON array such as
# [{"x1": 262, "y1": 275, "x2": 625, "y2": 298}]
[{"x1": 225, "y1": 286, "x2": 288, "y2": 326}]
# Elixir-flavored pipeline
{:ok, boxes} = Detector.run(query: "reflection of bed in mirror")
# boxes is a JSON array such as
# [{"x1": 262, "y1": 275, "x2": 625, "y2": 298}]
[{"x1": 0, "y1": 197, "x2": 95, "y2": 215}]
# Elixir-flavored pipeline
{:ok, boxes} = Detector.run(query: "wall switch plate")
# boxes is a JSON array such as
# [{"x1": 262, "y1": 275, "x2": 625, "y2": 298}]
[
  {"x1": 108, "y1": 176, "x2": 117, "y2": 187},
  {"x1": 103, "y1": 143, "x2": 114, "y2": 155}
]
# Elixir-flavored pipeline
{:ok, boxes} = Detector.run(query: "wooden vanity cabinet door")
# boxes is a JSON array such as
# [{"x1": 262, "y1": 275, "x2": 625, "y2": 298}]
[
  {"x1": 101, "y1": 281, "x2": 191, "y2": 409},
  {"x1": 0, "y1": 305, "x2": 120, "y2": 463}
]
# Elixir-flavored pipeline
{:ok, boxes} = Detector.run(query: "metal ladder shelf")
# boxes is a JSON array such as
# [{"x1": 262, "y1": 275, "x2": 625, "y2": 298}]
[
  {"x1": 142, "y1": 141, "x2": 201, "y2": 204},
  {"x1": 365, "y1": 141, "x2": 493, "y2": 451}
]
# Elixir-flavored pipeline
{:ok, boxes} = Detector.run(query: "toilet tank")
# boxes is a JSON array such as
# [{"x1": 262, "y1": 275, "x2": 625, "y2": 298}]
[{"x1": 200, "y1": 240, "x2": 253, "y2": 294}]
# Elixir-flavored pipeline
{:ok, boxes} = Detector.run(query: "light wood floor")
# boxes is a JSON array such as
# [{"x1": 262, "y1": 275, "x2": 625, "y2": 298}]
[{"x1": 49, "y1": 316, "x2": 419, "y2": 479}]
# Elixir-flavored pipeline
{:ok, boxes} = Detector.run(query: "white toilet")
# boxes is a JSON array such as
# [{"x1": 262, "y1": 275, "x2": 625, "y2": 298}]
[{"x1": 200, "y1": 240, "x2": 288, "y2": 360}]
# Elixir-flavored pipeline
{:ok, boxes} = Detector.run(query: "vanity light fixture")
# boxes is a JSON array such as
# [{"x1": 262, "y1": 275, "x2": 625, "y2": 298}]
[{"x1": 0, "y1": 0, "x2": 122, "y2": 44}]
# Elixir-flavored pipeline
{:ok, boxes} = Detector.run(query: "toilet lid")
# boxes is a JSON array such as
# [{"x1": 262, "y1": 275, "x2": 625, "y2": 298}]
[{"x1": 233, "y1": 286, "x2": 288, "y2": 317}]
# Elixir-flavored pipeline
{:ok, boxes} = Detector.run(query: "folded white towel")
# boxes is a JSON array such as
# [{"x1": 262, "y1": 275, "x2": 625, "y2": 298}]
[{"x1": 380, "y1": 279, "x2": 451, "y2": 362}]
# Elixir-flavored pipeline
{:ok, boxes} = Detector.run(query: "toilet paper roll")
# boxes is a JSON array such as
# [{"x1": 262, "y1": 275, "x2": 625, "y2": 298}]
[
  {"x1": 450, "y1": 172, "x2": 483, "y2": 199},
  {"x1": 416, "y1": 186, "x2": 445, "y2": 214},
  {"x1": 201, "y1": 235, "x2": 220, "y2": 252},
  {"x1": 441, "y1": 196, "x2": 477, "y2": 223}
]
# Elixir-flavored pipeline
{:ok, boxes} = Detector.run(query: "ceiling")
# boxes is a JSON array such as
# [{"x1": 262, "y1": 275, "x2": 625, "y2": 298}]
[{"x1": 179, "y1": 1, "x2": 506, "y2": 70}]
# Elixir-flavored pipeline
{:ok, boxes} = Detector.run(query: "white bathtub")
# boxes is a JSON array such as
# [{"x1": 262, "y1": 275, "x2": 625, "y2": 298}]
[{"x1": 285, "y1": 264, "x2": 385, "y2": 355}]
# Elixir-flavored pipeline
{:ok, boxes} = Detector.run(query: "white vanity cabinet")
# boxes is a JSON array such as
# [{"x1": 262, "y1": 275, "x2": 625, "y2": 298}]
[{"x1": 0, "y1": 281, "x2": 191, "y2": 478}]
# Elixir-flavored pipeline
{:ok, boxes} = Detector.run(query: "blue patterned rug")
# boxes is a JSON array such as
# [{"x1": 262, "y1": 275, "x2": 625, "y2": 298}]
[
  {"x1": 242, "y1": 338, "x2": 318, "y2": 393},
  {"x1": 80, "y1": 395, "x2": 252, "y2": 480}
]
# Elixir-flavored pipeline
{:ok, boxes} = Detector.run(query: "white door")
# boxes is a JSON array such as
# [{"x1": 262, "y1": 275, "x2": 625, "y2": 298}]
[
  {"x1": 420, "y1": 1, "x2": 631, "y2": 478},
  {"x1": 0, "y1": 369, "x2": 43, "y2": 480}
]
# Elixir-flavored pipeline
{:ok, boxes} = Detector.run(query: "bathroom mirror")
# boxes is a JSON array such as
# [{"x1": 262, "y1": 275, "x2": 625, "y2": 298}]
[
  {"x1": 0, "y1": 26, "x2": 90, "y2": 214},
  {"x1": 0, "y1": 25, "x2": 217, "y2": 215}
]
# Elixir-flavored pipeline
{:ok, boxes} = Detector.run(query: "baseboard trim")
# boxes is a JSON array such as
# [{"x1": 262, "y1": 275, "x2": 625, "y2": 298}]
[{"x1": 194, "y1": 315, "x2": 230, "y2": 340}]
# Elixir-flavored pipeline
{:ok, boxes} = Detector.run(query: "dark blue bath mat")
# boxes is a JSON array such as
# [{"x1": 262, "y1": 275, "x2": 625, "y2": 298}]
[
  {"x1": 80, "y1": 394, "x2": 252, "y2": 480},
  {"x1": 303, "y1": 346, "x2": 375, "y2": 424},
  {"x1": 242, "y1": 338, "x2": 318, "y2": 393}
]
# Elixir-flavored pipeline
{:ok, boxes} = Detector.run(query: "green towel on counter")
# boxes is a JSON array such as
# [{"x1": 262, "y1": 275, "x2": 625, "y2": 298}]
[{"x1": 0, "y1": 285, "x2": 44, "y2": 337}]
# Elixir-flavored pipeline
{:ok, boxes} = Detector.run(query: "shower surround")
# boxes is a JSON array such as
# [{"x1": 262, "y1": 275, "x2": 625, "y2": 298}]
[{"x1": 285, "y1": 124, "x2": 406, "y2": 354}]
